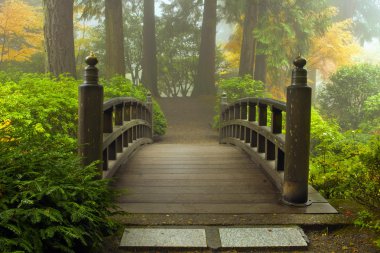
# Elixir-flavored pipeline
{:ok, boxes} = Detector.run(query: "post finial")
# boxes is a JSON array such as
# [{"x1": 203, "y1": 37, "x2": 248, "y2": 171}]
[
  {"x1": 85, "y1": 52, "x2": 98, "y2": 67},
  {"x1": 291, "y1": 55, "x2": 307, "y2": 86},
  {"x1": 146, "y1": 91, "x2": 152, "y2": 103},
  {"x1": 293, "y1": 55, "x2": 306, "y2": 69},
  {"x1": 84, "y1": 51, "x2": 99, "y2": 85}
]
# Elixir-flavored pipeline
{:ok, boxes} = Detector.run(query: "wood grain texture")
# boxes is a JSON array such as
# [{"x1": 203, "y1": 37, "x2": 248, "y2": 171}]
[{"x1": 112, "y1": 143, "x2": 337, "y2": 214}]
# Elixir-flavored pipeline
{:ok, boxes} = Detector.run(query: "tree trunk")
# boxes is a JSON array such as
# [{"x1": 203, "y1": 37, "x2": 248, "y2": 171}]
[
  {"x1": 43, "y1": 0, "x2": 76, "y2": 78},
  {"x1": 105, "y1": 0, "x2": 126, "y2": 79},
  {"x1": 239, "y1": 0, "x2": 257, "y2": 77},
  {"x1": 142, "y1": 0, "x2": 159, "y2": 96},
  {"x1": 192, "y1": 0, "x2": 217, "y2": 97},
  {"x1": 309, "y1": 68, "x2": 317, "y2": 104},
  {"x1": 254, "y1": 51, "x2": 266, "y2": 83}
]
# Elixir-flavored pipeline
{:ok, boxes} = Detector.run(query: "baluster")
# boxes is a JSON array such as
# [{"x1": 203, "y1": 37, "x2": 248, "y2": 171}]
[
  {"x1": 103, "y1": 107, "x2": 113, "y2": 133},
  {"x1": 241, "y1": 102, "x2": 247, "y2": 120},
  {"x1": 146, "y1": 92, "x2": 153, "y2": 138},
  {"x1": 108, "y1": 141, "x2": 116, "y2": 160},
  {"x1": 258, "y1": 103, "x2": 267, "y2": 153},
  {"x1": 271, "y1": 107, "x2": 282, "y2": 134},
  {"x1": 123, "y1": 130, "x2": 129, "y2": 147},
  {"x1": 116, "y1": 135, "x2": 123, "y2": 153},
  {"x1": 248, "y1": 102, "x2": 256, "y2": 122},
  {"x1": 250, "y1": 130, "x2": 257, "y2": 148},
  {"x1": 115, "y1": 104, "x2": 123, "y2": 126},
  {"x1": 102, "y1": 149, "x2": 108, "y2": 171},
  {"x1": 124, "y1": 102, "x2": 131, "y2": 121},
  {"x1": 219, "y1": 92, "x2": 228, "y2": 143},
  {"x1": 276, "y1": 149, "x2": 285, "y2": 171}
]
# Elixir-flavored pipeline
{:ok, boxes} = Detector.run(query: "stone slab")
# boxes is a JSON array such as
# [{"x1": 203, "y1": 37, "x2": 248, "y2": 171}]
[
  {"x1": 219, "y1": 227, "x2": 308, "y2": 248},
  {"x1": 120, "y1": 228, "x2": 207, "y2": 247}
]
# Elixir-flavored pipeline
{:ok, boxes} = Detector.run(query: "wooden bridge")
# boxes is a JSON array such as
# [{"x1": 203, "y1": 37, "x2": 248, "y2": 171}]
[{"x1": 78, "y1": 55, "x2": 336, "y2": 215}]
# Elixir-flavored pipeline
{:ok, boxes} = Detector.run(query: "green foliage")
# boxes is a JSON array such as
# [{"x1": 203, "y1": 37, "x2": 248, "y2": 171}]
[
  {"x1": 0, "y1": 72, "x2": 167, "y2": 251},
  {"x1": 318, "y1": 64, "x2": 380, "y2": 131},
  {"x1": 0, "y1": 73, "x2": 79, "y2": 148},
  {"x1": 213, "y1": 75, "x2": 267, "y2": 127},
  {"x1": 354, "y1": 210, "x2": 380, "y2": 247},
  {"x1": 0, "y1": 126, "x2": 119, "y2": 253},
  {"x1": 360, "y1": 92, "x2": 380, "y2": 134},
  {"x1": 217, "y1": 75, "x2": 267, "y2": 101},
  {"x1": 310, "y1": 116, "x2": 380, "y2": 209}
]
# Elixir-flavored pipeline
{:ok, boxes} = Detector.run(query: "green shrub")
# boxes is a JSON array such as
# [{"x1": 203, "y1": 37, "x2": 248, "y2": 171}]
[
  {"x1": 318, "y1": 64, "x2": 380, "y2": 131},
  {"x1": 0, "y1": 72, "x2": 167, "y2": 252},
  {"x1": 0, "y1": 124, "x2": 119, "y2": 253},
  {"x1": 213, "y1": 75, "x2": 268, "y2": 127}
]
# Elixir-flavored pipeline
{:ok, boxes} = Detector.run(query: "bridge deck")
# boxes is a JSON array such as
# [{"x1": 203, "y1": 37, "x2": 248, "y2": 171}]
[{"x1": 112, "y1": 143, "x2": 336, "y2": 214}]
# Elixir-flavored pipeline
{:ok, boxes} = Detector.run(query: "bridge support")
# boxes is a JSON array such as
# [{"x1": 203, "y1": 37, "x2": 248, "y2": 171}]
[
  {"x1": 78, "y1": 53, "x2": 104, "y2": 173},
  {"x1": 283, "y1": 57, "x2": 312, "y2": 206}
]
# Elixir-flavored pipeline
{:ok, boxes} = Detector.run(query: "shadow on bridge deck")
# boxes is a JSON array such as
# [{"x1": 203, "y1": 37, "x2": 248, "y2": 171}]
[{"x1": 111, "y1": 96, "x2": 336, "y2": 214}]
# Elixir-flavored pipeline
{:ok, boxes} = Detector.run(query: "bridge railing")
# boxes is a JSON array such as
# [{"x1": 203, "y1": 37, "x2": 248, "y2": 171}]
[
  {"x1": 78, "y1": 54, "x2": 153, "y2": 179},
  {"x1": 220, "y1": 97, "x2": 286, "y2": 186},
  {"x1": 102, "y1": 97, "x2": 153, "y2": 178},
  {"x1": 219, "y1": 57, "x2": 312, "y2": 206}
]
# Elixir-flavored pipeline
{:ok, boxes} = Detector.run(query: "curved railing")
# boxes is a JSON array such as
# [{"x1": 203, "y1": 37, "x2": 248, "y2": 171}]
[
  {"x1": 219, "y1": 97, "x2": 286, "y2": 190},
  {"x1": 78, "y1": 54, "x2": 153, "y2": 179},
  {"x1": 219, "y1": 57, "x2": 312, "y2": 206},
  {"x1": 102, "y1": 97, "x2": 153, "y2": 178}
]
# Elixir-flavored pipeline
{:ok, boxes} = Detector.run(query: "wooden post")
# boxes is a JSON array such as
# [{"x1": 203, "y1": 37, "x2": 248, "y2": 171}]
[
  {"x1": 283, "y1": 56, "x2": 312, "y2": 206},
  {"x1": 78, "y1": 53, "x2": 104, "y2": 172},
  {"x1": 219, "y1": 92, "x2": 228, "y2": 143},
  {"x1": 146, "y1": 92, "x2": 153, "y2": 138}
]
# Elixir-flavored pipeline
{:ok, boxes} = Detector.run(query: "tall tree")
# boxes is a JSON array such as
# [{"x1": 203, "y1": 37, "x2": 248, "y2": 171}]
[
  {"x1": 105, "y1": 0, "x2": 126, "y2": 79},
  {"x1": 142, "y1": 0, "x2": 159, "y2": 96},
  {"x1": 192, "y1": 0, "x2": 217, "y2": 96},
  {"x1": 238, "y1": 0, "x2": 257, "y2": 77},
  {"x1": 43, "y1": 0, "x2": 76, "y2": 77}
]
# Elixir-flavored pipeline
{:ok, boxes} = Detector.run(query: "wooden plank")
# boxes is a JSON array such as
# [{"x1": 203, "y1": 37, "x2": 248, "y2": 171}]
[
  {"x1": 115, "y1": 186, "x2": 279, "y2": 194},
  {"x1": 113, "y1": 179, "x2": 274, "y2": 188},
  {"x1": 117, "y1": 202, "x2": 338, "y2": 214},
  {"x1": 117, "y1": 193, "x2": 280, "y2": 203},
  {"x1": 128, "y1": 160, "x2": 254, "y2": 165},
  {"x1": 124, "y1": 168, "x2": 263, "y2": 175},
  {"x1": 119, "y1": 164, "x2": 256, "y2": 169},
  {"x1": 114, "y1": 173, "x2": 269, "y2": 181}
]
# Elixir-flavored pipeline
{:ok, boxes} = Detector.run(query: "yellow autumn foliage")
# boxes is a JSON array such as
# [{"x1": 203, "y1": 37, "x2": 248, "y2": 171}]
[
  {"x1": 0, "y1": 0, "x2": 43, "y2": 63},
  {"x1": 223, "y1": 23, "x2": 243, "y2": 70},
  {"x1": 0, "y1": 119, "x2": 15, "y2": 142},
  {"x1": 308, "y1": 19, "x2": 361, "y2": 80}
]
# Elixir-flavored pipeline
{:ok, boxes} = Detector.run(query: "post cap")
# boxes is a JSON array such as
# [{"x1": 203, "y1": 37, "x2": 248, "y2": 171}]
[
  {"x1": 85, "y1": 52, "x2": 98, "y2": 66},
  {"x1": 293, "y1": 56, "x2": 306, "y2": 69}
]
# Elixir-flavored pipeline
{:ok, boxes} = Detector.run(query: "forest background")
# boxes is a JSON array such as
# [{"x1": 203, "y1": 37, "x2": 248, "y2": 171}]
[{"x1": 0, "y1": 0, "x2": 379, "y2": 252}]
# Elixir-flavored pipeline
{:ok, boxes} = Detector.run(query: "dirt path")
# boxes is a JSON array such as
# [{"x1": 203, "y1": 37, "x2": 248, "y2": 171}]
[{"x1": 155, "y1": 96, "x2": 218, "y2": 143}]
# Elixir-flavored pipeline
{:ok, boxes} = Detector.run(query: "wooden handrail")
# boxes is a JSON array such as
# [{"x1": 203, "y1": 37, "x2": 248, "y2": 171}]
[
  {"x1": 220, "y1": 98, "x2": 286, "y2": 189},
  {"x1": 101, "y1": 97, "x2": 153, "y2": 178},
  {"x1": 220, "y1": 56, "x2": 312, "y2": 206},
  {"x1": 78, "y1": 54, "x2": 153, "y2": 179}
]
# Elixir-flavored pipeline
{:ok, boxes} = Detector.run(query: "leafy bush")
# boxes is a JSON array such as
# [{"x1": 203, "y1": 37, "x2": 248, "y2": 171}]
[
  {"x1": 213, "y1": 75, "x2": 267, "y2": 127},
  {"x1": 318, "y1": 64, "x2": 380, "y2": 131},
  {"x1": 0, "y1": 73, "x2": 167, "y2": 252},
  {"x1": 0, "y1": 123, "x2": 119, "y2": 252}
]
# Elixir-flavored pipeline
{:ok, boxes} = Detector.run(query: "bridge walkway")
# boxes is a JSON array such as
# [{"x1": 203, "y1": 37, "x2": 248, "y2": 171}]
[{"x1": 111, "y1": 97, "x2": 336, "y2": 214}]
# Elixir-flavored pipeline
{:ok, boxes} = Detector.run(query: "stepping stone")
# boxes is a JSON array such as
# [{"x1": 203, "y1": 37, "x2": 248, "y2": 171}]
[
  {"x1": 219, "y1": 226, "x2": 308, "y2": 248},
  {"x1": 120, "y1": 228, "x2": 207, "y2": 248}
]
